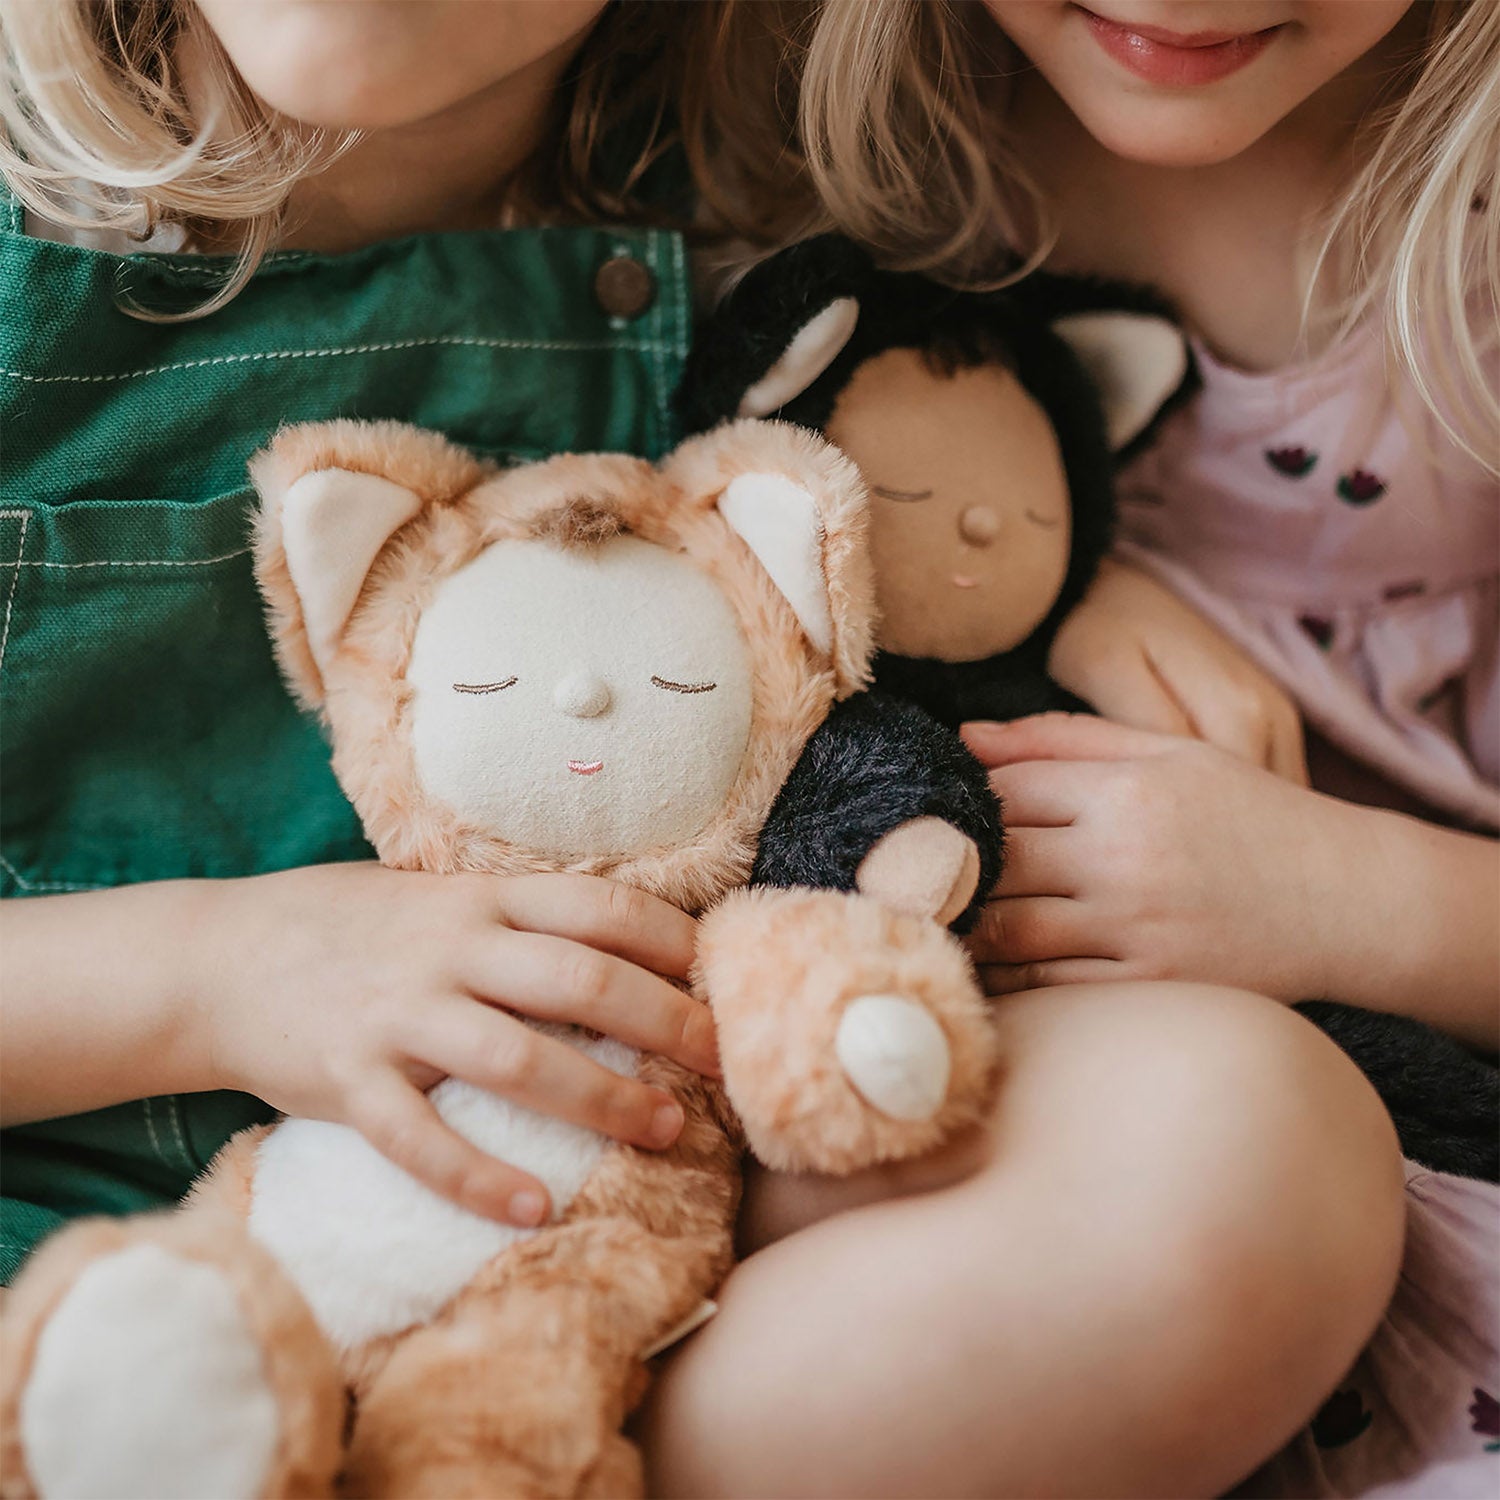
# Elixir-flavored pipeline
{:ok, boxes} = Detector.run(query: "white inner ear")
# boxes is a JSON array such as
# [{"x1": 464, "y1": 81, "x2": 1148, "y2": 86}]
[
  {"x1": 1052, "y1": 312, "x2": 1189, "y2": 451},
  {"x1": 280, "y1": 469, "x2": 423, "y2": 676},
  {"x1": 718, "y1": 473, "x2": 833, "y2": 656},
  {"x1": 737, "y1": 298, "x2": 860, "y2": 418}
]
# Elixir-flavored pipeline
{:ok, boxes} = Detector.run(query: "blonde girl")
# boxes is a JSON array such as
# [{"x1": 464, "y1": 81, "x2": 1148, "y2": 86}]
[
  {"x1": 641, "y1": 4, "x2": 1497, "y2": 1498},
  {"x1": 0, "y1": 0, "x2": 763, "y2": 1286},
  {"x1": 3, "y1": 3, "x2": 1408, "y2": 1497}
]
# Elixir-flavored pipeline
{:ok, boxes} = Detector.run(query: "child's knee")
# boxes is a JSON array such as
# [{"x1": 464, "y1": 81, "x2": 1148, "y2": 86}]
[{"x1": 982, "y1": 982, "x2": 1405, "y2": 1477}]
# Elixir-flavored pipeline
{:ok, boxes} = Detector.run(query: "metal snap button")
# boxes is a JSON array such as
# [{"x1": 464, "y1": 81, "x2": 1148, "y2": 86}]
[{"x1": 594, "y1": 256, "x2": 656, "y2": 320}]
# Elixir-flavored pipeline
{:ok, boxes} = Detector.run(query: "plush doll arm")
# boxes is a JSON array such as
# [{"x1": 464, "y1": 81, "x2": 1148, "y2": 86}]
[
  {"x1": 751, "y1": 692, "x2": 1004, "y2": 933},
  {"x1": 695, "y1": 885, "x2": 998, "y2": 1175}
]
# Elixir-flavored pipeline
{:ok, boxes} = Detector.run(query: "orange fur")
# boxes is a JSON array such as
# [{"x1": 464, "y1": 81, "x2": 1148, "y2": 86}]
[
  {"x1": 0, "y1": 1211, "x2": 344, "y2": 1500},
  {"x1": 696, "y1": 887, "x2": 1000, "y2": 1173},
  {"x1": 2, "y1": 417, "x2": 998, "y2": 1500}
]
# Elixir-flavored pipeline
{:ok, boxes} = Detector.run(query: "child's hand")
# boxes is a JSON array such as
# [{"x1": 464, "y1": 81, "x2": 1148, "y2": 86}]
[
  {"x1": 1047, "y1": 558, "x2": 1308, "y2": 783},
  {"x1": 190, "y1": 864, "x2": 717, "y2": 1227},
  {"x1": 961, "y1": 715, "x2": 1361, "y2": 1001}
]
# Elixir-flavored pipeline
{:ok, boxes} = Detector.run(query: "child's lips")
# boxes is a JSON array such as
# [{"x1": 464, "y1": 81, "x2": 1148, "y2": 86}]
[
  {"x1": 567, "y1": 759, "x2": 605, "y2": 776},
  {"x1": 1078, "y1": 6, "x2": 1280, "y2": 87}
]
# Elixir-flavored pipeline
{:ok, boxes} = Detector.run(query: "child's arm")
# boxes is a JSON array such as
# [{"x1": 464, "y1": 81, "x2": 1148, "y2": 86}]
[
  {"x1": 1048, "y1": 558, "x2": 1309, "y2": 783},
  {"x1": 1, "y1": 864, "x2": 719, "y2": 1223},
  {"x1": 962, "y1": 715, "x2": 1499, "y2": 1051}
]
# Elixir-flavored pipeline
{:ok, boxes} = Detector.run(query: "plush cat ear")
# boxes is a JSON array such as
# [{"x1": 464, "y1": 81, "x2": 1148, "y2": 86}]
[
  {"x1": 1051, "y1": 312, "x2": 1190, "y2": 453},
  {"x1": 664, "y1": 420, "x2": 876, "y2": 696},
  {"x1": 736, "y1": 298, "x2": 861, "y2": 417},
  {"x1": 676, "y1": 235, "x2": 875, "y2": 434},
  {"x1": 249, "y1": 420, "x2": 485, "y2": 706}
]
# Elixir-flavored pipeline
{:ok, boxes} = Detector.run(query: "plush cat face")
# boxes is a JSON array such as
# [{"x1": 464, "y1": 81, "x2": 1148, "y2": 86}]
[
  {"x1": 677, "y1": 236, "x2": 1192, "y2": 666},
  {"x1": 250, "y1": 419, "x2": 874, "y2": 910},
  {"x1": 405, "y1": 533, "x2": 756, "y2": 859}
]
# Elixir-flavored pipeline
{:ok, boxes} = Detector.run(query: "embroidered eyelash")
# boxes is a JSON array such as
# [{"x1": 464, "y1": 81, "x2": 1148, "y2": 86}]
[
  {"x1": 452, "y1": 677, "x2": 518, "y2": 695},
  {"x1": 651, "y1": 676, "x2": 717, "y2": 694},
  {"x1": 871, "y1": 485, "x2": 932, "y2": 503}
]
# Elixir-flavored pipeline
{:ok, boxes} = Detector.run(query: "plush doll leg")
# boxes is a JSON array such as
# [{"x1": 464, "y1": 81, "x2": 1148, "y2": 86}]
[
  {"x1": 1, "y1": 1152, "x2": 344, "y2": 1500},
  {"x1": 696, "y1": 886, "x2": 999, "y2": 1174},
  {"x1": 341, "y1": 1214, "x2": 729, "y2": 1500},
  {"x1": 343, "y1": 1077, "x2": 736, "y2": 1500}
]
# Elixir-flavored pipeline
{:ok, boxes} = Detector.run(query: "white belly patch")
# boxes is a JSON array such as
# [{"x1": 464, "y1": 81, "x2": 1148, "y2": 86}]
[{"x1": 247, "y1": 1027, "x2": 638, "y2": 1351}]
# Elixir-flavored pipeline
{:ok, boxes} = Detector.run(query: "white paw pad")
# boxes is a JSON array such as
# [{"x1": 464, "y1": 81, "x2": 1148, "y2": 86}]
[
  {"x1": 20, "y1": 1243, "x2": 280, "y2": 1500},
  {"x1": 835, "y1": 995, "x2": 951, "y2": 1121}
]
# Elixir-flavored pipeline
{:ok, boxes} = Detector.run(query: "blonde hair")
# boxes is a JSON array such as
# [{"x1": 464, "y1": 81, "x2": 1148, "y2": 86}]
[
  {"x1": 791, "y1": 0, "x2": 1500, "y2": 471},
  {"x1": 0, "y1": 0, "x2": 791, "y2": 316}
]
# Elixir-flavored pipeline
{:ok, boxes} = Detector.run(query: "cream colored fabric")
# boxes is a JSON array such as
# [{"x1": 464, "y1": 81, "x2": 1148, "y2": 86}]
[
  {"x1": 1052, "y1": 312, "x2": 1189, "y2": 452},
  {"x1": 405, "y1": 536, "x2": 755, "y2": 858},
  {"x1": 280, "y1": 469, "x2": 423, "y2": 676},
  {"x1": 718, "y1": 473, "x2": 834, "y2": 655},
  {"x1": 738, "y1": 298, "x2": 860, "y2": 418}
]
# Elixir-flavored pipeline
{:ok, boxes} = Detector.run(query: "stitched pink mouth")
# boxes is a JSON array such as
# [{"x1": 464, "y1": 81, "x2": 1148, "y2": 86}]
[
  {"x1": 951, "y1": 575, "x2": 980, "y2": 590},
  {"x1": 568, "y1": 759, "x2": 605, "y2": 776}
]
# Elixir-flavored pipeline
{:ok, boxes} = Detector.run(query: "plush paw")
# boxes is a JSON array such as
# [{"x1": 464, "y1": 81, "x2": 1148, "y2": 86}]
[
  {"x1": 0, "y1": 1212, "x2": 342, "y2": 1500},
  {"x1": 13, "y1": 1244, "x2": 279, "y2": 1500},
  {"x1": 855, "y1": 816, "x2": 981, "y2": 927},
  {"x1": 835, "y1": 994, "x2": 952, "y2": 1121},
  {"x1": 696, "y1": 887, "x2": 998, "y2": 1174}
]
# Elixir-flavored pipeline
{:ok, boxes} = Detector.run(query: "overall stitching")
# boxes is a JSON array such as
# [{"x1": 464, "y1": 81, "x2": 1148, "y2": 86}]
[
  {"x1": 0, "y1": 510, "x2": 30, "y2": 675},
  {"x1": 141, "y1": 1096, "x2": 167, "y2": 1163},
  {"x1": 0, "y1": 850, "x2": 101, "y2": 895},
  {"x1": 163, "y1": 1096, "x2": 195, "y2": 1172},
  {"x1": 16, "y1": 548, "x2": 251, "y2": 571},
  {"x1": 0, "y1": 334, "x2": 678, "y2": 385}
]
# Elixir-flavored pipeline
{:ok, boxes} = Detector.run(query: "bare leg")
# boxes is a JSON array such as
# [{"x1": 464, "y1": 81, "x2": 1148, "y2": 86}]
[{"x1": 639, "y1": 982, "x2": 1405, "y2": 1499}]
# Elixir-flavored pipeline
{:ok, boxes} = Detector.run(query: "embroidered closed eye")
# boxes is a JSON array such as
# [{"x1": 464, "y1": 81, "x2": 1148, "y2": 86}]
[
  {"x1": 452, "y1": 677, "x2": 518, "y2": 695},
  {"x1": 871, "y1": 484, "x2": 933, "y2": 503},
  {"x1": 651, "y1": 676, "x2": 717, "y2": 695},
  {"x1": 1025, "y1": 509, "x2": 1062, "y2": 529}
]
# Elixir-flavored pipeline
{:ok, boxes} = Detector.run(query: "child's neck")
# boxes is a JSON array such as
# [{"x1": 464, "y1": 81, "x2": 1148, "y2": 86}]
[
  {"x1": 1010, "y1": 17, "x2": 1420, "y2": 371},
  {"x1": 276, "y1": 38, "x2": 577, "y2": 252}
]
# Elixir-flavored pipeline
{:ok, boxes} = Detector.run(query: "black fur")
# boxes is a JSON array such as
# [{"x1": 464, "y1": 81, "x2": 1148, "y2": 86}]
[
  {"x1": 870, "y1": 643, "x2": 1089, "y2": 732},
  {"x1": 751, "y1": 693, "x2": 1004, "y2": 934},
  {"x1": 1295, "y1": 1002, "x2": 1499, "y2": 1181},
  {"x1": 682, "y1": 236, "x2": 1499, "y2": 1180}
]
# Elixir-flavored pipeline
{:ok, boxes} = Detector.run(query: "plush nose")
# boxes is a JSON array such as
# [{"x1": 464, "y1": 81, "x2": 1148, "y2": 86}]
[
  {"x1": 958, "y1": 506, "x2": 1000, "y2": 546},
  {"x1": 554, "y1": 672, "x2": 611, "y2": 718}
]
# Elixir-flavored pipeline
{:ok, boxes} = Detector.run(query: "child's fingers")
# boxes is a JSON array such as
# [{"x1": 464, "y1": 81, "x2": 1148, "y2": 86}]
[
  {"x1": 977, "y1": 958, "x2": 1127, "y2": 996},
  {"x1": 491, "y1": 873, "x2": 697, "y2": 980},
  {"x1": 991, "y1": 827, "x2": 1080, "y2": 897},
  {"x1": 463, "y1": 929, "x2": 720, "y2": 1076},
  {"x1": 967, "y1": 896, "x2": 1104, "y2": 967},
  {"x1": 963, "y1": 713, "x2": 1176, "y2": 768},
  {"x1": 347, "y1": 1071, "x2": 553, "y2": 1227},
  {"x1": 986, "y1": 762, "x2": 1085, "y2": 827},
  {"x1": 407, "y1": 997, "x2": 687, "y2": 1153}
]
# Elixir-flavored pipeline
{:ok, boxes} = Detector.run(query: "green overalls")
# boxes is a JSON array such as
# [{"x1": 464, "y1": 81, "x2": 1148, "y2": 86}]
[{"x1": 0, "y1": 178, "x2": 691, "y2": 1282}]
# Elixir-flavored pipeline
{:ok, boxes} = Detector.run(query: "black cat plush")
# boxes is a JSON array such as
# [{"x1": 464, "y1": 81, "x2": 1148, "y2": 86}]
[{"x1": 682, "y1": 235, "x2": 1498, "y2": 1181}]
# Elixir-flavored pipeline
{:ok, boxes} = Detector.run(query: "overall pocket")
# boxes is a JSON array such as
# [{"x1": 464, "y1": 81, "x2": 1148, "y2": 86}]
[{"x1": 0, "y1": 488, "x2": 371, "y2": 895}]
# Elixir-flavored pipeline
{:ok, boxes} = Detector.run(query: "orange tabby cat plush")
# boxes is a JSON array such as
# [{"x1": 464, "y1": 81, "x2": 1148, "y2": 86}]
[{"x1": 1, "y1": 417, "x2": 996, "y2": 1500}]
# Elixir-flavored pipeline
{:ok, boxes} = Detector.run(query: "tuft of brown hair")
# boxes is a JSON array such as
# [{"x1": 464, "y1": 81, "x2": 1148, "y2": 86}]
[{"x1": 532, "y1": 498, "x2": 626, "y2": 549}]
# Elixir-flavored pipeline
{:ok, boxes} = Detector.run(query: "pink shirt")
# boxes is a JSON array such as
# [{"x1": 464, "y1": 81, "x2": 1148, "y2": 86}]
[{"x1": 1116, "y1": 329, "x2": 1499, "y2": 831}]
